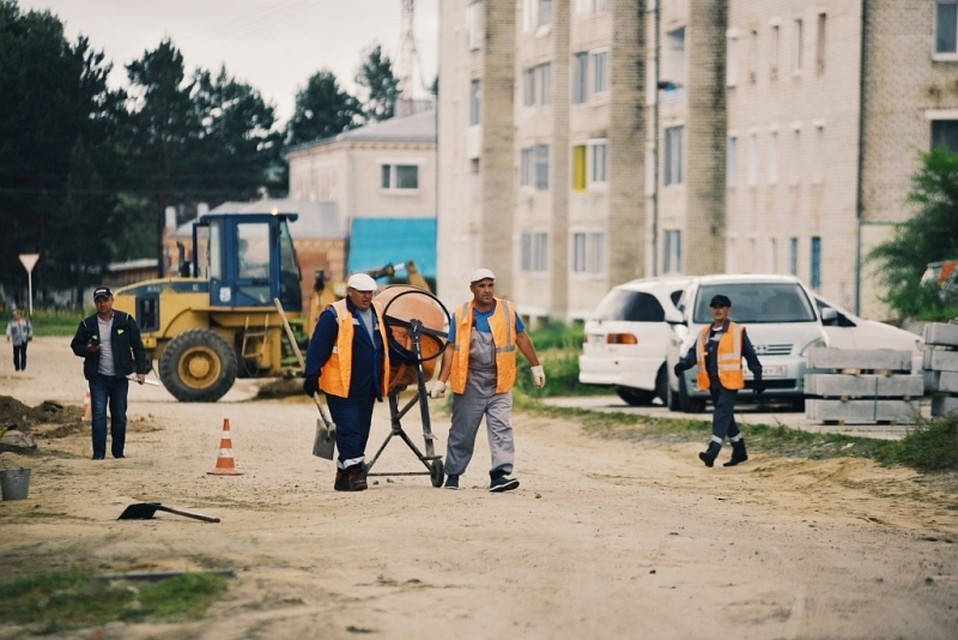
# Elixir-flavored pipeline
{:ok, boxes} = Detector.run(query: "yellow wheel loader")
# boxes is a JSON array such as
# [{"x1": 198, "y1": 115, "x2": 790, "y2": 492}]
[{"x1": 113, "y1": 210, "x2": 429, "y2": 402}]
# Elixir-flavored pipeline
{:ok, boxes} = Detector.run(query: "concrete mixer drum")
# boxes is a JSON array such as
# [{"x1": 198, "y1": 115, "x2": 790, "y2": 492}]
[
  {"x1": 378, "y1": 285, "x2": 451, "y2": 393},
  {"x1": 363, "y1": 285, "x2": 452, "y2": 488}
]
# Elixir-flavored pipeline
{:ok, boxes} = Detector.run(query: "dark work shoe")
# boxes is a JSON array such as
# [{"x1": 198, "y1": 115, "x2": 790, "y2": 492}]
[
  {"x1": 334, "y1": 469, "x2": 348, "y2": 491},
  {"x1": 723, "y1": 453, "x2": 748, "y2": 467},
  {"x1": 346, "y1": 465, "x2": 368, "y2": 492},
  {"x1": 91, "y1": 455, "x2": 104, "y2": 460},
  {"x1": 444, "y1": 474, "x2": 460, "y2": 490},
  {"x1": 489, "y1": 475, "x2": 519, "y2": 493},
  {"x1": 698, "y1": 451, "x2": 715, "y2": 468}
]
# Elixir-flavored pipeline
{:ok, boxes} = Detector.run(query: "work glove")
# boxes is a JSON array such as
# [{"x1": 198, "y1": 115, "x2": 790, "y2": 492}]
[
  {"x1": 430, "y1": 379, "x2": 447, "y2": 399},
  {"x1": 531, "y1": 365, "x2": 546, "y2": 388},
  {"x1": 302, "y1": 375, "x2": 319, "y2": 398},
  {"x1": 753, "y1": 377, "x2": 766, "y2": 396},
  {"x1": 673, "y1": 363, "x2": 684, "y2": 378}
]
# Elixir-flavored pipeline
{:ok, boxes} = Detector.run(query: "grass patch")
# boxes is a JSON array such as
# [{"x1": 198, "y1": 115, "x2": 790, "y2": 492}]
[
  {"x1": 0, "y1": 568, "x2": 229, "y2": 634},
  {"x1": 1, "y1": 308, "x2": 85, "y2": 338},
  {"x1": 514, "y1": 394, "x2": 958, "y2": 473}
]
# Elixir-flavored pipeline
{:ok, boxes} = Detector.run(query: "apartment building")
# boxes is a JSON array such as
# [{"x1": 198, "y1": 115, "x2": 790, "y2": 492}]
[{"x1": 438, "y1": 0, "x2": 958, "y2": 321}]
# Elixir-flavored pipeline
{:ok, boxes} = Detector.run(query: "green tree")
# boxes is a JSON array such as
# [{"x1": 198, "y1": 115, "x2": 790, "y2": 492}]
[
  {"x1": 0, "y1": 1, "x2": 122, "y2": 305},
  {"x1": 122, "y1": 41, "x2": 281, "y2": 273},
  {"x1": 286, "y1": 70, "x2": 360, "y2": 145},
  {"x1": 869, "y1": 147, "x2": 958, "y2": 318},
  {"x1": 355, "y1": 44, "x2": 399, "y2": 123}
]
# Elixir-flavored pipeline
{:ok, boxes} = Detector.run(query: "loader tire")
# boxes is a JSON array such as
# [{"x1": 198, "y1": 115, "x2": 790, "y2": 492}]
[{"x1": 159, "y1": 329, "x2": 237, "y2": 402}]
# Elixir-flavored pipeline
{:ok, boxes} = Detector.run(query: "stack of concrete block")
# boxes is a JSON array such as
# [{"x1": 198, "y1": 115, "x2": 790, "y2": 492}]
[
  {"x1": 804, "y1": 348, "x2": 923, "y2": 424},
  {"x1": 923, "y1": 323, "x2": 958, "y2": 416}
]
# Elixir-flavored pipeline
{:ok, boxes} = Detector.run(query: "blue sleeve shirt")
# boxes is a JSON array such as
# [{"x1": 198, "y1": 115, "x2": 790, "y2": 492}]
[{"x1": 447, "y1": 302, "x2": 526, "y2": 343}]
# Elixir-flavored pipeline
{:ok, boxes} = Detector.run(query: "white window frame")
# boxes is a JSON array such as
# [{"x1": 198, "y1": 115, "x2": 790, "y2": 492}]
[
  {"x1": 726, "y1": 30, "x2": 739, "y2": 87},
  {"x1": 572, "y1": 52, "x2": 589, "y2": 104},
  {"x1": 466, "y1": 1, "x2": 484, "y2": 51},
  {"x1": 769, "y1": 20, "x2": 781, "y2": 80},
  {"x1": 664, "y1": 125, "x2": 683, "y2": 186},
  {"x1": 790, "y1": 124, "x2": 802, "y2": 185},
  {"x1": 748, "y1": 30, "x2": 758, "y2": 83},
  {"x1": 664, "y1": 229, "x2": 682, "y2": 274},
  {"x1": 816, "y1": 12, "x2": 827, "y2": 72},
  {"x1": 592, "y1": 49, "x2": 609, "y2": 95},
  {"x1": 767, "y1": 129, "x2": 779, "y2": 185},
  {"x1": 522, "y1": 67, "x2": 536, "y2": 107},
  {"x1": 590, "y1": 140, "x2": 608, "y2": 185},
  {"x1": 571, "y1": 231, "x2": 606, "y2": 275},
  {"x1": 539, "y1": 62, "x2": 552, "y2": 105},
  {"x1": 935, "y1": 1, "x2": 958, "y2": 59},
  {"x1": 747, "y1": 132, "x2": 758, "y2": 186},
  {"x1": 535, "y1": 144, "x2": 550, "y2": 190},
  {"x1": 812, "y1": 121, "x2": 825, "y2": 184},
  {"x1": 379, "y1": 162, "x2": 420, "y2": 193},
  {"x1": 521, "y1": 230, "x2": 549, "y2": 272},
  {"x1": 520, "y1": 147, "x2": 534, "y2": 188},
  {"x1": 470, "y1": 79, "x2": 481, "y2": 125},
  {"x1": 727, "y1": 135, "x2": 738, "y2": 187},
  {"x1": 792, "y1": 18, "x2": 804, "y2": 74}
]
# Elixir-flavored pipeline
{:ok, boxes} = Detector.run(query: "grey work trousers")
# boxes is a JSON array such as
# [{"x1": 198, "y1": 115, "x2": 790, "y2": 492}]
[{"x1": 444, "y1": 389, "x2": 515, "y2": 477}]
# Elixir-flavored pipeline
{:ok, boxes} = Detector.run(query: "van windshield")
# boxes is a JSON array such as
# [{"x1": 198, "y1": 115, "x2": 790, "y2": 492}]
[{"x1": 693, "y1": 283, "x2": 816, "y2": 324}]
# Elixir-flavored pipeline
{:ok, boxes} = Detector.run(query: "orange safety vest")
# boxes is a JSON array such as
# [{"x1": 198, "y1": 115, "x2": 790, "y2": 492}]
[
  {"x1": 695, "y1": 322, "x2": 746, "y2": 391},
  {"x1": 319, "y1": 299, "x2": 391, "y2": 398},
  {"x1": 449, "y1": 298, "x2": 518, "y2": 394}
]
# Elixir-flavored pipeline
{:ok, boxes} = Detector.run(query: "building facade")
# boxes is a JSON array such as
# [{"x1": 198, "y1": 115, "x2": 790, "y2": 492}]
[{"x1": 438, "y1": 0, "x2": 958, "y2": 321}]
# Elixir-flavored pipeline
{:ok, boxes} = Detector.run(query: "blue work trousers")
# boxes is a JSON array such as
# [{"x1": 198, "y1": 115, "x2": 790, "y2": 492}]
[
  {"x1": 89, "y1": 374, "x2": 130, "y2": 459},
  {"x1": 326, "y1": 394, "x2": 376, "y2": 469},
  {"x1": 709, "y1": 386, "x2": 741, "y2": 443}
]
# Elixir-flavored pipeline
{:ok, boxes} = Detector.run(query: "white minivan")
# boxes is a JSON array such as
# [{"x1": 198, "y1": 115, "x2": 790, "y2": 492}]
[
  {"x1": 665, "y1": 274, "x2": 829, "y2": 413},
  {"x1": 579, "y1": 277, "x2": 691, "y2": 405}
]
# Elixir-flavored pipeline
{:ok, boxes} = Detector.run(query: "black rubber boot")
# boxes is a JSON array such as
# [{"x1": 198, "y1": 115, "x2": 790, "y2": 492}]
[
  {"x1": 723, "y1": 439, "x2": 749, "y2": 467},
  {"x1": 698, "y1": 441, "x2": 722, "y2": 468}
]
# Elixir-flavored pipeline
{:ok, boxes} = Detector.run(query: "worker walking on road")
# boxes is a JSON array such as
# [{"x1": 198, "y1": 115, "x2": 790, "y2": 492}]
[
  {"x1": 303, "y1": 273, "x2": 390, "y2": 492},
  {"x1": 673, "y1": 294, "x2": 765, "y2": 468},
  {"x1": 430, "y1": 269, "x2": 546, "y2": 492},
  {"x1": 5, "y1": 308, "x2": 33, "y2": 371},
  {"x1": 70, "y1": 287, "x2": 149, "y2": 460}
]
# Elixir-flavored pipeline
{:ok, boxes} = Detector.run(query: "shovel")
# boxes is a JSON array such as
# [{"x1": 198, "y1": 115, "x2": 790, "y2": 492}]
[
  {"x1": 118, "y1": 502, "x2": 220, "y2": 523},
  {"x1": 273, "y1": 298, "x2": 337, "y2": 460}
]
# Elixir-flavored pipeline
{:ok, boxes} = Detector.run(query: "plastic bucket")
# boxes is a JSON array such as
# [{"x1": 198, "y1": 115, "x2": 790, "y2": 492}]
[{"x1": 0, "y1": 468, "x2": 31, "y2": 501}]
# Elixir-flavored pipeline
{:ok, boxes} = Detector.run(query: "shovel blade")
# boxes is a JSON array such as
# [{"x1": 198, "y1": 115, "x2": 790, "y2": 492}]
[
  {"x1": 313, "y1": 419, "x2": 336, "y2": 460},
  {"x1": 118, "y1": 502, "x2": 161, "y2": 520}
]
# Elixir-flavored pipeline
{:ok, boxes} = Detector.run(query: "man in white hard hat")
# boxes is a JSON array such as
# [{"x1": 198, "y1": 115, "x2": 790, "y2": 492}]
[
  {"x1": 303, "y1": 272, "x2": 390, "y2": 491},
  {"x1": 430, "y1": 268, "x2": 545, "y2": 492}
]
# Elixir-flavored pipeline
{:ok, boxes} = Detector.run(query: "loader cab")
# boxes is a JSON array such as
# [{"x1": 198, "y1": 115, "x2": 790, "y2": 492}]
[{"x1": 193, "y1": 212, "x2": 302, "y2": 311}]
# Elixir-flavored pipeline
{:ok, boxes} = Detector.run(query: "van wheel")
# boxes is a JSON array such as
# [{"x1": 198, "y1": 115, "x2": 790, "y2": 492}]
[
  {"x1": 615, "y1": 386, "x2": 656, "y2": 406},
  {"x1": 159, "y1": 329, "x2": 237, "y2": 402},
  {"x1": 678, "y1": 375, "x2": 706, "y2": 413}
]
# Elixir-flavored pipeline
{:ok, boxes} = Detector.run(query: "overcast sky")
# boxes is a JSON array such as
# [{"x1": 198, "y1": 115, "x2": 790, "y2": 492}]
[{"x1": 16, "y1": 0, "x2": 439, "y2": 124}]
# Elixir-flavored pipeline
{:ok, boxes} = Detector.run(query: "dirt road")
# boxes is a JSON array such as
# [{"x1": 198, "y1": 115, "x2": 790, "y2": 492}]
[{"x1": 1, "y1": 338, "x2": 957, "y2": 639}]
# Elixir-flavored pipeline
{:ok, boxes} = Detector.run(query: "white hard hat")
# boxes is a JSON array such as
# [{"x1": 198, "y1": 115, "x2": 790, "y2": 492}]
[
  {"x1": 346, "y1": 273, "x2": 378, "y2": 292},
  {"x1": 469, "y1": 268, "x2": 496, "y2": 284}
]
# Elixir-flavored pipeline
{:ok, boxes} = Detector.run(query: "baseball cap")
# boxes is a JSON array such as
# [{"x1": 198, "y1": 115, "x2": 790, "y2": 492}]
[
  {"x1": 709, "y1": 294, "x2": 732, "y2": 308},
  {"x1": 93, "y1": 287, "x2": 113, "y2": 300},
  {"x1": 469, "y1": 268, "x2": 496, "y2": 284},
  {"x1": 346, "y1": 273, "x2": 378, "y2": 292}
]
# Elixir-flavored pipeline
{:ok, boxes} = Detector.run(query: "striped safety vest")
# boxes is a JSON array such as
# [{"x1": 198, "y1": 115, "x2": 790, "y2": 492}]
[
  {"x1": 695, "y1": 321, "x2": 746, "y2": 391},
  {"x1": 318, "y1": 299, "x2": 391, "y2": 398},
  {"x1": 449, "y1": 298, "x2": 518, "y2": 394}
]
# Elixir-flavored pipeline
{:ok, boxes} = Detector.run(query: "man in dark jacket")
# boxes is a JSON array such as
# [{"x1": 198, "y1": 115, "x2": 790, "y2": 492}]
[
  {"x1": 302, "y1": 274, "x2": 390, "y2": 491},
  {"x1": 70, "y1": 287, "x2": 149, "y2": 460}
]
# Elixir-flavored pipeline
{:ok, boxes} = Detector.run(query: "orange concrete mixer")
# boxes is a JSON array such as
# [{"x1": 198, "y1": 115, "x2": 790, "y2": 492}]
[{"x1": 376, "y1": 285, "x2": 450, "y2": 393}]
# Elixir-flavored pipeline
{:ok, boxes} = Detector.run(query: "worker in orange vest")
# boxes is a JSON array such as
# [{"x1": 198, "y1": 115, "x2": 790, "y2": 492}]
[
  {"x1": 674, "y1": 294, "x2": 765, "y2": 467},
  {"x1": 303, "y1": 273, "x2": 390, "y2": 491},
  {"x1": 429, "y1": 268, "x2": 545, "y2": 492}
]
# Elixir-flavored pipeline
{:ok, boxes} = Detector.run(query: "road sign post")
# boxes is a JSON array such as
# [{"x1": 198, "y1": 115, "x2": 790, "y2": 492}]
[{"x1": 18, "y1": 253, "x2": 40, "y2": 317}]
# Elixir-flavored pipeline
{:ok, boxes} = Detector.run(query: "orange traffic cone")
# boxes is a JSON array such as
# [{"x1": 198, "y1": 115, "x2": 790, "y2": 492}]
[
  {"x1": 82, "y1": 391, "x2": 92, "y2": 422},
  {"x1": 207, "y1": 418, "x2": 244, "y2": 476}
]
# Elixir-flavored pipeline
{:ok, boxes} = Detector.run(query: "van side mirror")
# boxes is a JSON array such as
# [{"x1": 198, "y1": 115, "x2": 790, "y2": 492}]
[
  {"x1": 820, "y1": 307, "x2": 838, "y2": 324},
  {"x1": 664, "y1": 308, "x2": 686, "y2": 326}
]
